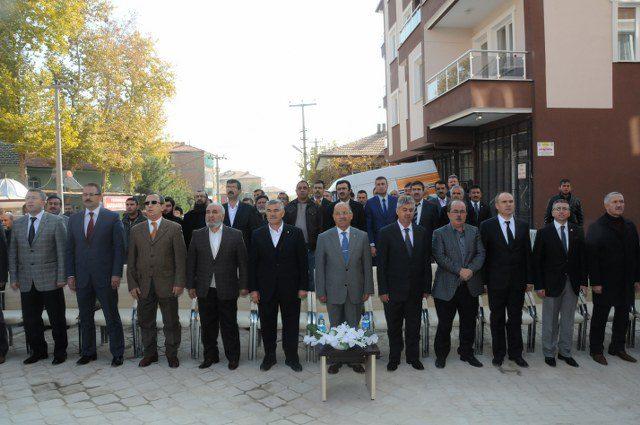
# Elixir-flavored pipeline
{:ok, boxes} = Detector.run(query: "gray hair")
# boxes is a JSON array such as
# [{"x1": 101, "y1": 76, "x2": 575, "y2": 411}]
[
  {"x1": 207, "y1": 201, "x2": 226, "y2": 215},
  {"x1": 396, "y1": 195, "x2": 414, "y2": 210},
  {"x1": 604, "y1": 192, "x2": 623, "y2": 204},
  {"x1": 266, "y1": 199, "x2": 284, "y2": 211},
  {"x1": 333, "y1": 201, "x2": 352, "y2": 214},
  {"x1": 450, "y1": 185, "x2": 465, "y2": 197},
  {"x1": 447, "y1": 200, "x2": 467, "y2": 213},
  {"x1": 493, "y1": 191, "x2": 514, "y2": 205},
  {"x1": 26, "y1": 189, "x2": 46, "y2": 201},
  {"x1": 146, "y1": 193, "x2": 165, "y2": 204}
]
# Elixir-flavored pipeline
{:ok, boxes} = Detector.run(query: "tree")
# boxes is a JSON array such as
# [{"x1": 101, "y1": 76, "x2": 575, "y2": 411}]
[
  {"x1": 310, "y1": 155, "x2": 388, "y2": 189},
  {"x1": 134, "y1": 151, "x2": 192, "y2": 210}
]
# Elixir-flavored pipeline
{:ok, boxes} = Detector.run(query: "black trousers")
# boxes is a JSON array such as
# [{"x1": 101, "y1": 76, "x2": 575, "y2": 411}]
[
  {"x1": 0, "y1": 307, "x2": 8, "y2": 357},
  {"x1": 77, "y1": 279, "x2": 124, "y2": 358},
  {"x1": 434, "y1": 284, "x2": 479, "y2": 359},
  {"x1": 259, "y1": 296, "x2": 300, "y2": 362},
  {"x1": 21, "y1": 285, "x2": 68, "y2": 358},
  {"x1": 383, "y1": 295, "x2": 422, "y2": 363},
  {"x1": 589, "y1": 303, "x2": 629, "y2": 355},
  {"x1": 488, "y1": 285, "x2": 524, "y2": 360},
  {"x1": 197, "y1": 288, "x2": 240, "y2": 362}
]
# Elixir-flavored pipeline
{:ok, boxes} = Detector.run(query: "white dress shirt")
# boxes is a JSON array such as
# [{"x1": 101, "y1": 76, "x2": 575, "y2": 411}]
[
  {"x1": 84, "y1": 205, "x2": 101, "y2": 236},
  {"x1": 397, "y1": 221, "x2": 414, "y2": 245},
  {"x1": 208, "y1": 225, "x2": 223, "y2": 287},
  {"x1": 497, "y1": 214, "x2": 516, "y2": 244},
  {"x1": 227, "y1": 201, "x2": 238, "y2": 227},
  {"x1": 377, "y1": 194, "x2": 389, "y2": 210},
  {"x1": 269, "y1": 222, "x2": 284, "y2": 247},
  {"x1": 414, "y1": 201, "x2": 423, "y2": 223},
  {"x1": 148, "y1": 217, "x2": 163, "y2": 234},
  {"x1": 438, "y1": 197, "x2": 447, "y2": 208},
  {"x1": 554, "y1": 220, "x2": 569, "y2": 251},
  {"x1": 26, "y1": 210, "x2": 45, "y2": 235}
]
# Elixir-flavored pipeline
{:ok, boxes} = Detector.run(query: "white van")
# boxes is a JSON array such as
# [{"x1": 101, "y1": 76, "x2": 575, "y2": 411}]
[{"x1": 328, "y1": 160, "x2": 440, "y2": 197}]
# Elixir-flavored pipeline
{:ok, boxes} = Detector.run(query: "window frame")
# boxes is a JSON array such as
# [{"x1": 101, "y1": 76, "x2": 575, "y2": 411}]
[{"x1": 614, "y1": 2, "x2": 640, "y2": 62}]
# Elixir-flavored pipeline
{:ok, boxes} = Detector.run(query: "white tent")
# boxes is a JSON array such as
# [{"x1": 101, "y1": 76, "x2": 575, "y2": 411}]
[{"x1": 0, "y1": 178, "x2": 28, "y2": 200}]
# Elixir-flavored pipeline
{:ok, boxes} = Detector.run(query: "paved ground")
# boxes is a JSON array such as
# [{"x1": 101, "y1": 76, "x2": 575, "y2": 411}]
[{"x1": 1, "y1": 324, "x2": 639, "y2": 425}]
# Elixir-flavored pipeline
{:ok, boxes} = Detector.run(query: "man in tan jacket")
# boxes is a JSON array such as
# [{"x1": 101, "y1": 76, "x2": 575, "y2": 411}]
[{"x1": 127, "y1": 193, "x2": 187, "y2": 368}]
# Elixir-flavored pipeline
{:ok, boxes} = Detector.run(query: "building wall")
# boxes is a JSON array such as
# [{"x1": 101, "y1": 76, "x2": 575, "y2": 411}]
[{"x1": 170, "y1": 151, "x2": 206, "y2": 194}]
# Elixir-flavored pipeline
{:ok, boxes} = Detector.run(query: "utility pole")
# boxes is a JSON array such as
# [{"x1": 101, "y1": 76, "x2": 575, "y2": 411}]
[
  {"x1": 47, "y1": 78, "x2": 68, "y2": 211},
  {"x1": 211, "y1": 154, "x2": 227, "y2": 202},
  {"x1": 289, "y1": 101, "x2": 316, "y2": 179}
]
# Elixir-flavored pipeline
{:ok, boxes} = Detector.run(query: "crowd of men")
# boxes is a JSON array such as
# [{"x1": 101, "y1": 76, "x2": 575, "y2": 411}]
[{"x1": 0, "y1": 176, "x2": 638, "y2": 378}]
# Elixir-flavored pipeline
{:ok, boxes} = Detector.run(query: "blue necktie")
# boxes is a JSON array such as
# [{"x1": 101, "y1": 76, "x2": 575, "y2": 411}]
[
  {"x1": 381, "y1": 198, "x2": 387, "y2": 215},
  {"x1": 560, "y1": 225, "x2": 568, "y2": 254},
  {"x1": 341, "y1": 231, "x2": 349, "y2": 264}
]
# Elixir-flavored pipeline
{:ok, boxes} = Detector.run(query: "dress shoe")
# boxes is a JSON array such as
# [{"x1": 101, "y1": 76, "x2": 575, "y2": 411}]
[
  {"x1": 509, "y1": 357, "x2": 529, "y2": 368},
  {"x1": 199, "y1": 358, "x2": 216, "y2": 369},
  {"x1": 558, "y1": 354, "x2": 579, "y2": 367},
  {"x1": 76, "y1": 354, "x2": 97, "y2": 365},
  {"x1": 608, "y1": 349, "x2": 637, "y2": 363},
  {"x1": 435, "y1": 358, "x2": 446, "y2": 369},
  {"x1": 591, "y1": 353, "x2": 608, "y2": 365},
  {"x1": 23, "y1": 353, "x2": 48, "y2": 365},
  {"x1": 386, "y1": 361, "x2": 399, "y2": 371},
  {"x1": 52, "y1": 355, "x2": 66, "y2": 365},
  {"x1": 460, "y1": 355, "x2": 483, "y2": 368},
  {"x1": 544, "y1": 357, "x2": 557, "y2": 367},
  {"x1": 408, "y1": 360, "x2": 424, "y2": 370},
  {"x1": 328, "y1": 363, "x2": 342, "y2": 374},
  {"x1": 138, "y1": 354, "x2": 159, "y2": 367},
  {"x1": 111, "y1": 356, "x2": 124, "y2": 367},
  {"x1": 350, "y1": 364, "x2": 365, "y2": 374},
  {"x1": 0, "y1": 356, "x2": 5, "y2": 364},
  {"x1": 491, "y1": 357, "x2": 503, "y2": 367},
  {"x1": 285, "y1": 359, "x2": 302, "y2": 372},
  {"x1": 228, "y1": 361, "x2": 239, "y2": 370},
  {"x1": 167, "y1": 357, "x2": 179, "y2": 368},
  {"x1": 260, "y1": 357, "x2": 277, "y2": 371}
]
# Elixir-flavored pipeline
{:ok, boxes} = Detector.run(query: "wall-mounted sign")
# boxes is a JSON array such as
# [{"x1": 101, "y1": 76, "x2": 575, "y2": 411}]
[
  {"x1": 517, "y1": 163, "x2": 527, "y2": 180},
  {"x1": 103, "y1": 195, "x2": 130, "y2": 212},
  {"x1": 537, "y1": 141, "x2": 555, "y2": 156}
]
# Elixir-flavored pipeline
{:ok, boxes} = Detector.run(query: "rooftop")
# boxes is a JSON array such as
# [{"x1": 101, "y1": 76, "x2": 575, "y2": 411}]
[
  {"x1": 318, "y1": 130, "x2": 386, "y2": 158},
  {"x1": 220, "y1": 170, "x2": 262, "y2": 180}
]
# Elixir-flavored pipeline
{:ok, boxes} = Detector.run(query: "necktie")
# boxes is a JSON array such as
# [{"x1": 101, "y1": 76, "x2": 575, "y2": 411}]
[
  {"x1": 560, "y1": 225, "x2": 568, "y2": 254},
  {"x1": 381, "y1": 198, "x2": 387, "y2": 215},
  {"x1": 404, "y1": 227, "x2": 413, "y2": 256},
  {"x1": 474, "y1": 202, "x2": 480, "y2": 220},
  {"x1": 341, "y1": 231, "x2": 349, "y2": 264},
  {"x1": 413, "y1": 203, "x2": 420, "y2": 224},
  {"x1": 86, "y1": 212, "x2": 95, "y2": 239},
  {"x1": 28, "y1": 216, "x2": 37, "y2": 246},
  {"x1": 505, "y1": 221, "x2": 515, "y2": 246},
  {"x1": 150, "y1": 221, "x2": 158, "y2": 240}
]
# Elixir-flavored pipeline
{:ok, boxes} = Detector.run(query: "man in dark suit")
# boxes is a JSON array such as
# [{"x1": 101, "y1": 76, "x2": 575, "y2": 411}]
[
  {"x1": 586, "y1": 192, "x2": 640, "y2": 365},
  {"x1": 0, "y1": 224, "x2": 8, "y2": 364},
  {"x1": 323, "y1": 180, "x2": 366, "y2": 232},
  {"x1": 377, "y1": 196, "x2": 432, "y2": 371},
  {"x1": 182, "y1": 189, "x2": 209, "y2": 248},
  {"x1": 365, "y1": 176, "x2": 398, "y2": 259},
  {"x1": 67, "y1": 183, "x2": 126, "y2": 367},
  {"x1": 312, "y1": 180, "x2": 333, "y2": 232},
  {"x1": 428, "y1": 180, "x2": 450, "y2": 229},
  {"x1": 432, "y1": 200, "x2": 485, "y2": 369},
  {"x1": 223, "y1": 179, "x2": 260, "y2": 250},
  {"x1": 187, "y1": 202, "x2": 248, "y2": 370},
  {"x1": 533, "y1": 198, "x2": 586, "y2": 368},
  {"x1": 465, "y1": 185, "x2": 492, "y2": 227},
  {"x1": 255, "y1": 195, "x2": 269, "y2": 224},
  {"x1": 249, "y1": 199, "x2": 308, "y2": 372},
  {"x1": 544, "y1": 179, "x2": 584, "y2": 227},
  {"x1": 480, "y1": 192, "x2": 532, "y2": 368},
  {"x1": 410, "y1": 181, "x2": 441, "y2": 231}
]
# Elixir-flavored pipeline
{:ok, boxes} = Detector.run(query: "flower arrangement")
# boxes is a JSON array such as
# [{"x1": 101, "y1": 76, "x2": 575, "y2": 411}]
[{"x1": 303, "y1": 322, "x2": 379, "y2": 350}]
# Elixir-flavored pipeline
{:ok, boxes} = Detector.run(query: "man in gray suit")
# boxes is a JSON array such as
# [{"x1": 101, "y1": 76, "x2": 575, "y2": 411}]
[
  {"x1": 187, "y1": 202, "x2": 248, "y2": 370},
  {"x1": 9, "y1": 189, "x2": 68, "y2": 365},
  {"x1": 315, "y1": 201, "x2": 374, "y2": 374},
  {"x1": 432, "y1": 200, "x2": 485, "y2": 369}
]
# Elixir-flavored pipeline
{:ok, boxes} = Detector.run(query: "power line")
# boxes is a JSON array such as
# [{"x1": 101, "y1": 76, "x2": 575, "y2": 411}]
[{"x1": 289, "y1": 101, "x2": 316, "y2": 178}]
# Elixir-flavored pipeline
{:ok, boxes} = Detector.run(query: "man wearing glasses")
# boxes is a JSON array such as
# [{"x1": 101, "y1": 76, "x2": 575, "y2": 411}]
[
  {"x1": 128, "y1": 194, "x2": 187, "y2": 368},
  {"x1": 66, "y1": 183, "x2": 126, "y2": 366}
]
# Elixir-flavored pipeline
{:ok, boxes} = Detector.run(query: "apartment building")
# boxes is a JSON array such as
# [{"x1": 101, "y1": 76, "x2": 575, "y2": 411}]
[
  {"x1": 169, "y1": 143, "x2": 218, "y2": 197},
  {"x1": 377, "y1": 0, "x2": 640, "y2": 227}
]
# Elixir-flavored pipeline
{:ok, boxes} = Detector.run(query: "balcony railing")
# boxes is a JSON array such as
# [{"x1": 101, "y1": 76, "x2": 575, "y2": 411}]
[
  {"x1": 399, "y1": 8, "x2": 421, "y2": 46},
  {"x1": 425, "y1": 50, "x2": 527, "y2": 102}
]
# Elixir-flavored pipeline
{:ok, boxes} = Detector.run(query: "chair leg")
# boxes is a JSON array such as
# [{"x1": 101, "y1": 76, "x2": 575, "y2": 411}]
[{"x1": 8, "y1": 325, "x2": 13, "y2": 346}]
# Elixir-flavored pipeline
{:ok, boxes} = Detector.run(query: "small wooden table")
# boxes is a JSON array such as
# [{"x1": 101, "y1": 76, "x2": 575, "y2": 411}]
[{"x1": 318, "y1": 344, "x2": 380, "y2": 401}]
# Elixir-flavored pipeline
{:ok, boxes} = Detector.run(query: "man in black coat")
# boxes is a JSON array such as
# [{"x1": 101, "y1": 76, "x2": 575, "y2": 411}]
[
  {"x1": 410, "y1": 181, "x2": 441, "y2": 232},
  {"x1": 428, "y1": 180, "x2": 450, "y2": 229},
  {"x1": 480, "y1": 192, "x2": 532, "y2": 368},
  {"x1": 182, "y1": 189, "x2": 210, "y2": 248},
  {"x1": 0, "y1": 225, "x2": 8, "y2": 363},
  {"x1": 377, "y1": 196, "x2": 432, "y2": 371},
  {"x1": 533, "y1": 198, "x2": 586, "y2": 367},
  {"x1": 587, "y1": 192, "x2": 640, "y2": 365},
  {"x1": 222, "y1": 179, "x2": 261, "y2": 250},
  {"x1": 250, "y1": 199, "x2": 309, "y2": 372},
  {"x1": 162, "y1": 197, "x2": 183, "y2": 225},
  {"x1": 323, "y1": 180, "x2": 366, "y2": 232},
  {"x1": 312, "y1": 180, "x2": 333, "y2": 232},
  {"x1": 465, "y1": 185, "x2": 492, "y2": 227},
  {"x1": 544, "y1": 179, "x2": 584, "y2": 227}
]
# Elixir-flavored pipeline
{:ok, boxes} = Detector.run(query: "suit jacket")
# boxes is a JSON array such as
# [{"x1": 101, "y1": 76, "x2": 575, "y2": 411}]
[
  {"x1": 324, "y1": 199, "x2": 366, "y2": 232},
  {"x1": 9, "y1": 212, "x2": 67, "y2": 292},
  {"x1": 544, "y1": 193, "x2": 584, "y2": 227},
  {"x1": 248, "y1": 223, "x2": 308, "y2": 303},
  {"x1": 365, "y1": 195, "x2": 398, "y2": 245},
  {"x1": 432, "y1": 224, "x2": 486, "y2": 301},
  {"x1": 127, "y1": 218, "x2": 187, "y2": 299},
  {"x1": 66, "y1": 208, "x2": 125, "y2": 289},
  {"x1": 428, "y1": 197, "x2": 450, "y2": 229},
  {"x1": 532, "y1": 222, "x2": 586, "y2": 296},
  {"x1": 586, "y1": 214, "x2": 640, "y2": 306},
  {"x1": 465, "y1": 200, "x2": 492, "y2": 227},
  {"x1": 415, "y1": 199, "x2": 441, "y2": 234},
  {"x1": 480, "y1": 217, "x2": 532, "y2": 290},
  {"x1": 181, "y1": 205, "x2": 206, "y2": 248},
  {"x1": 223, "y1": 202, "x2": 260, "y2": 249},
  {"x1": 283, "y1": 199, "x2": 322, "y2": 250},
  {"x1": 0, "y1": 225, "x2": 7, "y2": 284},
  {"x1": 186, "y1": 225, "x2": 248, "y2": 300},
  {"x1": 317, "y1": 198, "x2": 334, "y2": 232},
  {"x1": 315, "y1": 227, "x2": 374, "y2": 305},
  {"x1": 376, "y1": 222, "x2": 432, "y2": 302}
]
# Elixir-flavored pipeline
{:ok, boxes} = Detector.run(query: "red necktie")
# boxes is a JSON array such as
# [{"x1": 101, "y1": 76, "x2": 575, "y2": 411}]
[{"x1": 86, "y1": 212, "x2": 95, "y2": 239}]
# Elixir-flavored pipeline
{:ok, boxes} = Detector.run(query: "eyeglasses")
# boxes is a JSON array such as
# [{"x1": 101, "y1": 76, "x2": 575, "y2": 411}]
[
  {"x1": 144, "y1": 200, "x2": 160, "y2": 206},
  {"x1": 450, "y1": 210, "x2": 467, "y2": 215},
  {"x1": 82, "y1": 193, "x2": 99, "y2": 197},
  {"x1": 553, "y1": 207, "x2": 570, "y2": 211},
  {"x1": 334, "y1": 211, "x2": 352, "y2": 216}
]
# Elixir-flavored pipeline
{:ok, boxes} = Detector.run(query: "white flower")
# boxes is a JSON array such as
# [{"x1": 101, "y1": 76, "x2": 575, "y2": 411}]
[{"x1": 304, "y1": 322, "x2": 378, "y2": 348}]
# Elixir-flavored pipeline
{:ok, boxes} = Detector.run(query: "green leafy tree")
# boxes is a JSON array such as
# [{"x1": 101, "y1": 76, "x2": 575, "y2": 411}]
[{"x1": 134, "y1": 152, "x2": 192, "y2": 210}]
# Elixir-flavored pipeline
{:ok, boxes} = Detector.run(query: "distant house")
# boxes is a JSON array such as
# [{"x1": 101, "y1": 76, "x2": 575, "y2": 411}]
[
  {"x1": 169, "y1": 143, "x2": 218, "y2": 197},
  {"x1": 315, "y1": 125, "x2": 387, "y2": 171},
  {"x1": 218, "y1": 170, "x2": 262, "y2": 202}
]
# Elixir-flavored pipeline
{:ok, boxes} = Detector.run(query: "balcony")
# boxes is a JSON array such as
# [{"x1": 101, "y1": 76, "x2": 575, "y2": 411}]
[
  {"x1": 399, "y1": 8, "x2": 421, "y2": 46},
  {"x1": 426, "y1": 50, "x2": 527, "y2": 103}
]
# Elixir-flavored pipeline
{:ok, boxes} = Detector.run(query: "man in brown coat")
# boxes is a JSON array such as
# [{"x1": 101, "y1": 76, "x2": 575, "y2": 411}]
[{"x1": 127, "y1": 193, "x2": 187, "y2": 368}]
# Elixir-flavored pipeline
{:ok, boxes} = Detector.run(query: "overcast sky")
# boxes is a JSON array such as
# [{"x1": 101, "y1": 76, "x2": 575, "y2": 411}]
[{"x1": 112, "y1": 0, "x2": 385, "y2": 194}]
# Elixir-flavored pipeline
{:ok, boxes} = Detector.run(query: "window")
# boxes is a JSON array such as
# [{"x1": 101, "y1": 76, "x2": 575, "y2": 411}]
[
  {"x1": 411, "y1": 57, "x2": 423, "y2": 103},
  {"x1": 28, "y1": 176, "x2": 40, "y2": 189},
  {"x1": 617, "y1": 5, "x2": 639, "y2": 61},
  {"x1": 388, "y1": 29, "x2": 398, "y2": 61},
  {"x1": 390, "y1": 92, "x2": 399, "y2": 126}
]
